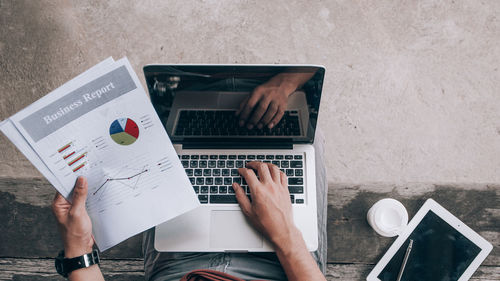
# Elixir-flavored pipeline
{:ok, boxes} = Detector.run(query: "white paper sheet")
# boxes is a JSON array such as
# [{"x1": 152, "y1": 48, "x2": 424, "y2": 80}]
[{"x1": 1, "y1": 57, "x2": 200, "y2": 251}]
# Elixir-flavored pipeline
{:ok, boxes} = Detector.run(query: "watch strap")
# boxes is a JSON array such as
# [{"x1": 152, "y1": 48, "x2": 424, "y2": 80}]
[{"x1": 56, "y1": 249, "x2": 100, "y2": 277}]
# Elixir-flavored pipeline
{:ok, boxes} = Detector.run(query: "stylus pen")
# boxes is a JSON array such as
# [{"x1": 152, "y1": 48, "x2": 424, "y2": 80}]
[{"x1": 396, "y1": 239, "x2": 413, "y2": 281}]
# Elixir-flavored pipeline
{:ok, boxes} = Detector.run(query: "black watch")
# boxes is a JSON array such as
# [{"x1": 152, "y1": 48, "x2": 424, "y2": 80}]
[{"x1": 55, "y1": 249, "x2": 100, "y2": 277}]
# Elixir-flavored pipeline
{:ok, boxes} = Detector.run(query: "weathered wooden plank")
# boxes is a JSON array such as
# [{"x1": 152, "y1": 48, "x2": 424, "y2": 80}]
[
  {"x1": 1, "y1": 178, "x2": 498, "y2": 270},
  {"x1": 327, "y1": 183, "x2": 500, "y2": 266},
  {"x1": 0, "y1": 258, "x2": 143, "y2": 280},
  {"x1": 1, "y1": 258, "x2": 499, "y2": 281}
]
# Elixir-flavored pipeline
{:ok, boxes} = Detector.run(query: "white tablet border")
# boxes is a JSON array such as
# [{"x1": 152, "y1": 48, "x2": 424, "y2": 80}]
[{"x1": 367, "y1": 198, "x2": 493, "y2": 281}]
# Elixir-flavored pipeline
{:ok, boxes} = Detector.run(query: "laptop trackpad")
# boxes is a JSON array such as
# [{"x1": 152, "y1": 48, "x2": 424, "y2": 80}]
[{"x1": 210, "y1": 210, "x2": 263, "y2": 249}]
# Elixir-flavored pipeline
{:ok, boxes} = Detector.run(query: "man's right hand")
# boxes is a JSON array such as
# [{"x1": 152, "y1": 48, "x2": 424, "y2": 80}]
[
  {"x1": 232, "y1": 161, "x2": 302, "y2": 250},
  {"x1": 234, "y1": 162, "x2": 326, "y2": 281}
]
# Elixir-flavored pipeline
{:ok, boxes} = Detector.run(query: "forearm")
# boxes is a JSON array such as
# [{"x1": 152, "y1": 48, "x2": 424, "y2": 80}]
[
  {"x1": 68, "y1": 264, "x2": 105, "y2": 281},
  {"x1": 274, "y1": 228, "x2": 326, "y2": 281}
]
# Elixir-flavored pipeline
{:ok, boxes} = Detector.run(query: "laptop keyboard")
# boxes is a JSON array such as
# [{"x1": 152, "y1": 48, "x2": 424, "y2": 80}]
[
  {"x1": 179, "y1": 154, "x2": 305, "y2": 204},
  {"x1": 174, "y1": 110, "x2": 301, "y2": 136}
]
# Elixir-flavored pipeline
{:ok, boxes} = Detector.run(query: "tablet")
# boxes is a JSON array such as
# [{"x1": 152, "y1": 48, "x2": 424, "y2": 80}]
[{"x1": 367, "y1": 198, "x2": 493, "y2": 281}]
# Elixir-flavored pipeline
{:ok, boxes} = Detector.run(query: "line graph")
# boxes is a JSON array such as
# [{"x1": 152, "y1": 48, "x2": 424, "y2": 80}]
[
  {"x1": 93, "y1": 168, "x2": 149, "y2": 195},
  {"x1": 90, "y1": 165, "x2": 151, "y2": 203},
  {"x1": 84, "y1": 155, "x2": 174, "y2": 212}
]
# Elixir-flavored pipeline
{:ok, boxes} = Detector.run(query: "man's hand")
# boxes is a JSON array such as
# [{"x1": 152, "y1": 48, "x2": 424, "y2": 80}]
[
  {"x1": 236, "y1": 72, "x2": 315, "y2": 130},
  {"x1": 236, "y1": 82, "x2": 293, "y2": 130},
  {"x1": 234, "y1": 161, "x2": 326, "y2": 281},
  {"x1": 232, "y1": 161, "x2": 301, "y2": 250},
  {"x1": 52, "y1": 177, "x2": 94, "y2": 258}
]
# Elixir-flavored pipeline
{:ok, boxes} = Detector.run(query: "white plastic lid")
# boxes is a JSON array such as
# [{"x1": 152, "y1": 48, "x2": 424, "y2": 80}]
[{"x1": 367, "y1": 198, "x2": 408, "y2": 237}]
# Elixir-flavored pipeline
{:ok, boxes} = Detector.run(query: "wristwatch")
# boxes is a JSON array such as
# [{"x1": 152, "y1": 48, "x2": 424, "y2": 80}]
[{"x1": 55, "y1": 249, "x2": 100, "y2": 277}]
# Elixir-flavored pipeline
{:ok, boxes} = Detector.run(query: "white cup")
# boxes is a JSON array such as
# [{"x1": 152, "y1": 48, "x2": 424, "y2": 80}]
[{"x1": 367, "y1": 198, "x2": 408, "y2": 237}]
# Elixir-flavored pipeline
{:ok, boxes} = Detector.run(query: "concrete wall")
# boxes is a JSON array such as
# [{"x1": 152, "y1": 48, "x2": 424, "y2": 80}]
[{"x1": 1, "y1": 0, "x2": 499, "y2": 184}]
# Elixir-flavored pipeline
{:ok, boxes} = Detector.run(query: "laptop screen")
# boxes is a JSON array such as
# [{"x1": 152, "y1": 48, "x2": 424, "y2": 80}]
[{"x1": 143, "y1": 65, "x2": 324, "y2": 144}]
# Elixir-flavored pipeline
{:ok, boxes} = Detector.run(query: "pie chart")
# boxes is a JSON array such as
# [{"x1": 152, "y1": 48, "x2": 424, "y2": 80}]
[{"x1": 109, "y1": 118, "x2": 139, "y2": 145}]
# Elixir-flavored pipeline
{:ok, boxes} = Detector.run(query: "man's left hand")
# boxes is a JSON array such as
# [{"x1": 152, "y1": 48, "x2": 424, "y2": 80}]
[{"x1": 52, "y1": 177, "x2": 94, "y2": 258}]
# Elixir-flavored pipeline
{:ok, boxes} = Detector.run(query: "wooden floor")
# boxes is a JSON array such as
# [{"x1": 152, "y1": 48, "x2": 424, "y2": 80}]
[{"x1": 0, "y1": 178, "x2": 498, "y2": 280}]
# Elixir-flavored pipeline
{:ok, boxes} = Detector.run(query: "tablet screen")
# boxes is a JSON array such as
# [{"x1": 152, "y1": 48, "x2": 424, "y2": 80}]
[{"x1": 378, "y1": 210, "x2": 482, "y2": 281}]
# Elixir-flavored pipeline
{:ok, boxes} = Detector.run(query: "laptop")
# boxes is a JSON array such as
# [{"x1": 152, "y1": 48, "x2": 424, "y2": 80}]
[{"x1": 143, "y1": 64, "x2": 325, "y2": 252}]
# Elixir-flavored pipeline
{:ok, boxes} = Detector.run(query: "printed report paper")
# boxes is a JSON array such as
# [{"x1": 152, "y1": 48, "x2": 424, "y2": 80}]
[{"x1": 1, "y1": 57, "x2": 200, "y2": 251}]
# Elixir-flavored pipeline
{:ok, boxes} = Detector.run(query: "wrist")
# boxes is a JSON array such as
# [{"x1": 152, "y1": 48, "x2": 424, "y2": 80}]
[
  {"x1": 267, "y1": 76, "x2": 299, "y2": 96},
  {"x1": 64, "y1": 238, "x2": 94, "y2": 258},
  {"x1": 272, "y1": 226, "x2": 305, "y2": 254}
]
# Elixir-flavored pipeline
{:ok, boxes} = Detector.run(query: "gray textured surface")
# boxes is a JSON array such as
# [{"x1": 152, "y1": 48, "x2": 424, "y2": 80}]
[
  {"x1": 0, "y1": 179, "x2": 498, "y2": 280},
  {"x1": 1, "y1": 0, "x2": 499, "y2": 183}
]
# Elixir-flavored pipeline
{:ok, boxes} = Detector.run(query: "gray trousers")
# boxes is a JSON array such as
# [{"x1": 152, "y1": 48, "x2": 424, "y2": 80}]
[{"x1": 142, "y1": 130, "x2": 327, "y2": 281}]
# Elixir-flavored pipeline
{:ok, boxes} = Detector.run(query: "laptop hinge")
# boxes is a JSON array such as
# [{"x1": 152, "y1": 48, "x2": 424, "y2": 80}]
[
  {"x1": 181, "y1": 139, "x2": 293, "y2": 150},
  {"x1": 224, "y1": 250, "x2": 249, "y2": 253}
]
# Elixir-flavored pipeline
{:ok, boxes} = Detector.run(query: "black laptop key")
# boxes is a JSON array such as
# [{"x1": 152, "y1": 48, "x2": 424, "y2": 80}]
[
  {"x1": 290, "y1": 194, "x2": 295, "y2": 203},
  {"x1": 198, "y1": 195, "x2": 208, "y2": 204},
  {"x1": 185, "y1": 169, "x2": 193, "y2": 176},
  {"x1": 210, "y1": 186, "x2": 218, "y2": 194},
  {"x1": 210, "y1": 155, "x2": 218, "y2": 159},
  {"x1": 181, "y1": 155, "x2": 190, "y2": 159},
  {"x1": 217, "y1": 160, "x2": 225, "y2": 168},
  {"x1": 206, "y1": 177, "x2": 214, "y2": 185},
  {"x1": 210, "y1": 195, "x2": 238, "y2": 204},
  {"x1": 281, "y1": 161, "x2": 289, "y2": 168},
  {"x1": 231, "y1": 169, "x2": 239, "y2": 176},
  {"x1": 196, "y1": 178, "x2": 204, "y2": 185},
  {"x1": 200, "y1": 186, "x2": 209, "y2": 194},
  {"x1": 295, "y1": 169, "x2": 303, "y2": 176},
  {"x1": 290, "y1": 161, "x2": 303, "y2": 168},
  {"x1": 286, "y1": 169, "x2": 294, "y2": 176},
  {"x1": 275, "y1": 155, "x2": 284, "y2": 159},
  {"x1": 219, "y1": 155, "x2": 227, "y2": 159},
  {"x1": 181, "y1": 161, "x2": 189, "y2": 168},
  {"x1": 226, "y1": 160, "x2": 234, "y2": 168},
  {"x1": 272, "y1": 160, "x2": 280, "y2": 167},
  {"x1": 208, "y1": 160, "x2": 216, "y2": 168},
  {"x1": 266, "y1": 155, "x2": 274, "y2": 159},
  {"x1": 285, "y1": 155, "x2": 293, "y2": 160},
  {"x1": 224, "y1": 177, "x2": 232, "y2": 185},
  {"x1": 229, "y1": 155, "x2": 237, "y2": 159},
  {"x1": 235, "y1": 161, "x2": 244, "y2": 168},
  {"x1": 199, "y1": 161, "x2": 207, "y2": 168},
  {"x1": 288, "y1": 178, "x2": 303, "y2": 185},
  {"x1": 213, "y1": 169, "x2": 221, "y2": 176},
  {"x1": 257, "y1": 155, "x2": 265, "y2": 160},
  {"x1": 294, "y1": 155, "x2": 303, "y2": 159},
  {"x1": 191, "y1": 155, "x2": 199, "y2": 159},
  {"x1": 247, "y1": 155, "x2": 256, "y2": 160},
  {"x1": 233, "y1": 177, "x2": 241, "y2": 184},
  {"x1": 222, "y1": 169, "x2": 230, "y2": 176},
  {"x1": 228, "y1": 186, "x2": 235, "y2": 194},
  {"x1": 219, "y1": 186, "x2": 228, "y2": 193},
  {"x1": 238, "y1": 155, "x2": 246, "y2": 159},
  {"x1": 190, "y1": 160, "x2": 198, "y2": 168},
  {"x1": 193, "y1": 185, "x2": 199, "y2": 193},
  {"x1": 200, "y1": 155, "x2": 209, "y2": 159},
  {"x1": 288, "y1": 186, "x2": 304, "y2": 194},
  {"x1": 215, "y1": 177, "x2": 223, "y2": 185},
  {"x1": 203, "y1": 169, "x2": 211, "y2": 176},
  {"x1": 189, "y1": 177, "x2": 195, "y2": 185},
  {"x1": 295, "y1": 199, "x2": 304, "y2": 204},
  {"x1": 193, "y1": 169, "x2": 202, "y2": 176}
]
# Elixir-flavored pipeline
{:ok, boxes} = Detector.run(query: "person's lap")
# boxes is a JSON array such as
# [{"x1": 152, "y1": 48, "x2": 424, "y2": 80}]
[{"x1": 142, "y1": 130, "x2": 327, "y2": 281}]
